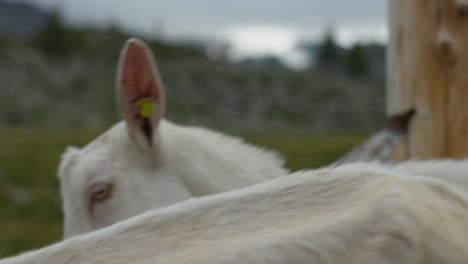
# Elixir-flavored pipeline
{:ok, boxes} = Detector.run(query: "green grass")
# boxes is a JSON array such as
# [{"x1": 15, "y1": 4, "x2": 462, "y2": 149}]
[
  {"x1": 0, "y1": 128, "x2": 101, "y2": 257},
  {"x1": 243, "y1": 131, "x2": 366, "y2": 170},
  {"x1": 0, "y1": 127, "x2": 366, "y2": 258}
]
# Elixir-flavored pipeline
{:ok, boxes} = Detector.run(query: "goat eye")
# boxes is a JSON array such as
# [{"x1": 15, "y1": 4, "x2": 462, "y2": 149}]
[{"x1": 89, "y1": 183, "x2": 113, "y2": 204}]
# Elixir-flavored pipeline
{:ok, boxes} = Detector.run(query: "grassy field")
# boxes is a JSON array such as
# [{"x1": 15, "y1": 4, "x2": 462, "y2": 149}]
[{"x1": 0, "y1": 127, "x2": 366, "y2": 257}]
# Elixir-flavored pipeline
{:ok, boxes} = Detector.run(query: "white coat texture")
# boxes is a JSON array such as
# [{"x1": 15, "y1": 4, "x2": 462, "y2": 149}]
[
  {"x1": 3, "y1": 162, "x2": 468, "y2": 264},
  {"x1": 58, "y1": 39, "x2": 288, "y2": 237}
]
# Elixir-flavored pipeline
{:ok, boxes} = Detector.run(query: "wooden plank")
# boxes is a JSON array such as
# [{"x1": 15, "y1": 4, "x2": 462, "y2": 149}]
[{"x1": 387, "y1": 0, "x2": 468, "y2": 159}]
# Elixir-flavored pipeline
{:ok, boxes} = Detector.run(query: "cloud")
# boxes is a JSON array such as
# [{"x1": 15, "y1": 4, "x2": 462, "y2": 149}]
[
  {"x1": 22, "y1": 0, "x2": 386, "y2": 36},
  {"x1": 227, "y1": 26, "x2": 298, "y2": 58},
  {"x1": 20, "y1": 0, "x2": 387, "y2": 62}
]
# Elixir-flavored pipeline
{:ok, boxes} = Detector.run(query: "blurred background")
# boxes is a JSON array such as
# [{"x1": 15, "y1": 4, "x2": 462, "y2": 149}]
[{"x1": 0, "y1": 0, "x2": 387, "y2": 257}]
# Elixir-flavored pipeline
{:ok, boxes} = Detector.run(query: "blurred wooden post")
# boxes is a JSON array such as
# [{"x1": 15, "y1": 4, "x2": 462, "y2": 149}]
[{"x1": 387, "y1": 0, "x2": 468, "y2": 159}]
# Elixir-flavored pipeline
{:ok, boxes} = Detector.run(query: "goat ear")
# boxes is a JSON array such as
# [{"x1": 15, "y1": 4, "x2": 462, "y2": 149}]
[
  {"x1": 116, "y1": 38, "x2": 165, "y2": 149},
  {"x1": 58, "y1": 146, "x2": 81, "y2": 179}
]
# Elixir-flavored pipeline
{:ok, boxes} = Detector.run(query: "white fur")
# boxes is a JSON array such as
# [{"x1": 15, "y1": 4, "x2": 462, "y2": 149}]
[
  {"x1": 58, "y1": 120, "x2": 288, "y2": 237},
  {"x1": 57, "y1": 39, "x2": 289, "y2": 238},
  {"x1": 4, "y1": 162, "x2": 468, "y2": 264},
  {"x1": 393, "y1": 159, "x2": 468, "y2": 190}
]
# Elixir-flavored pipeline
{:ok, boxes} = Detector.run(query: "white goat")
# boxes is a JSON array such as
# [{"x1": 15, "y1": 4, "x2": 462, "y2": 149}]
[
  {"x1": 57, "y1": 39, "x2": 288, "y2": 238},
  {"x1": 2, "y1": 162, "x2": 468, "y2": 264}
]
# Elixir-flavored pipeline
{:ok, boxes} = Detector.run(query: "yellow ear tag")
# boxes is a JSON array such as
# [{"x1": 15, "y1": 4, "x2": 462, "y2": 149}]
[{"x1": 136, "y1": 97, "x2": 154, "y2": 118}]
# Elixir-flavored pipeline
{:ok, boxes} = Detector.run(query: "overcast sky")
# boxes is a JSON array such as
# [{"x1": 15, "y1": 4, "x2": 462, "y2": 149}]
[{"x1": 19, "y1": 0, "x2": 388, "y2": 67}]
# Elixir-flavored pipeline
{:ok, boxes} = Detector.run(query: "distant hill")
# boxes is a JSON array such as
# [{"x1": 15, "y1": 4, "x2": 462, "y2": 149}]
[
  {"x1": 361, "y1": 43, "x2": 386, "y2": 86},
  {"x1": 239, "y1": 55, "x2": 287, "y2": 70},
  {"x1": 0, "y1": 0, "x2": 47, "y2": 36},
  {"x1": 297, "y1": 40, "x2": 386, "y2": 87}
]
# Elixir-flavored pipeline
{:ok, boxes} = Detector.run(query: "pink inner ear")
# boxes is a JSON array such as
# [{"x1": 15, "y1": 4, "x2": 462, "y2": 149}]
[
  {"x1": 118, "y1": 39, "x2": 163, "y2": 146},
  {"x1": 121, "y1": 40, "x2": 160, "y2": 99}
]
